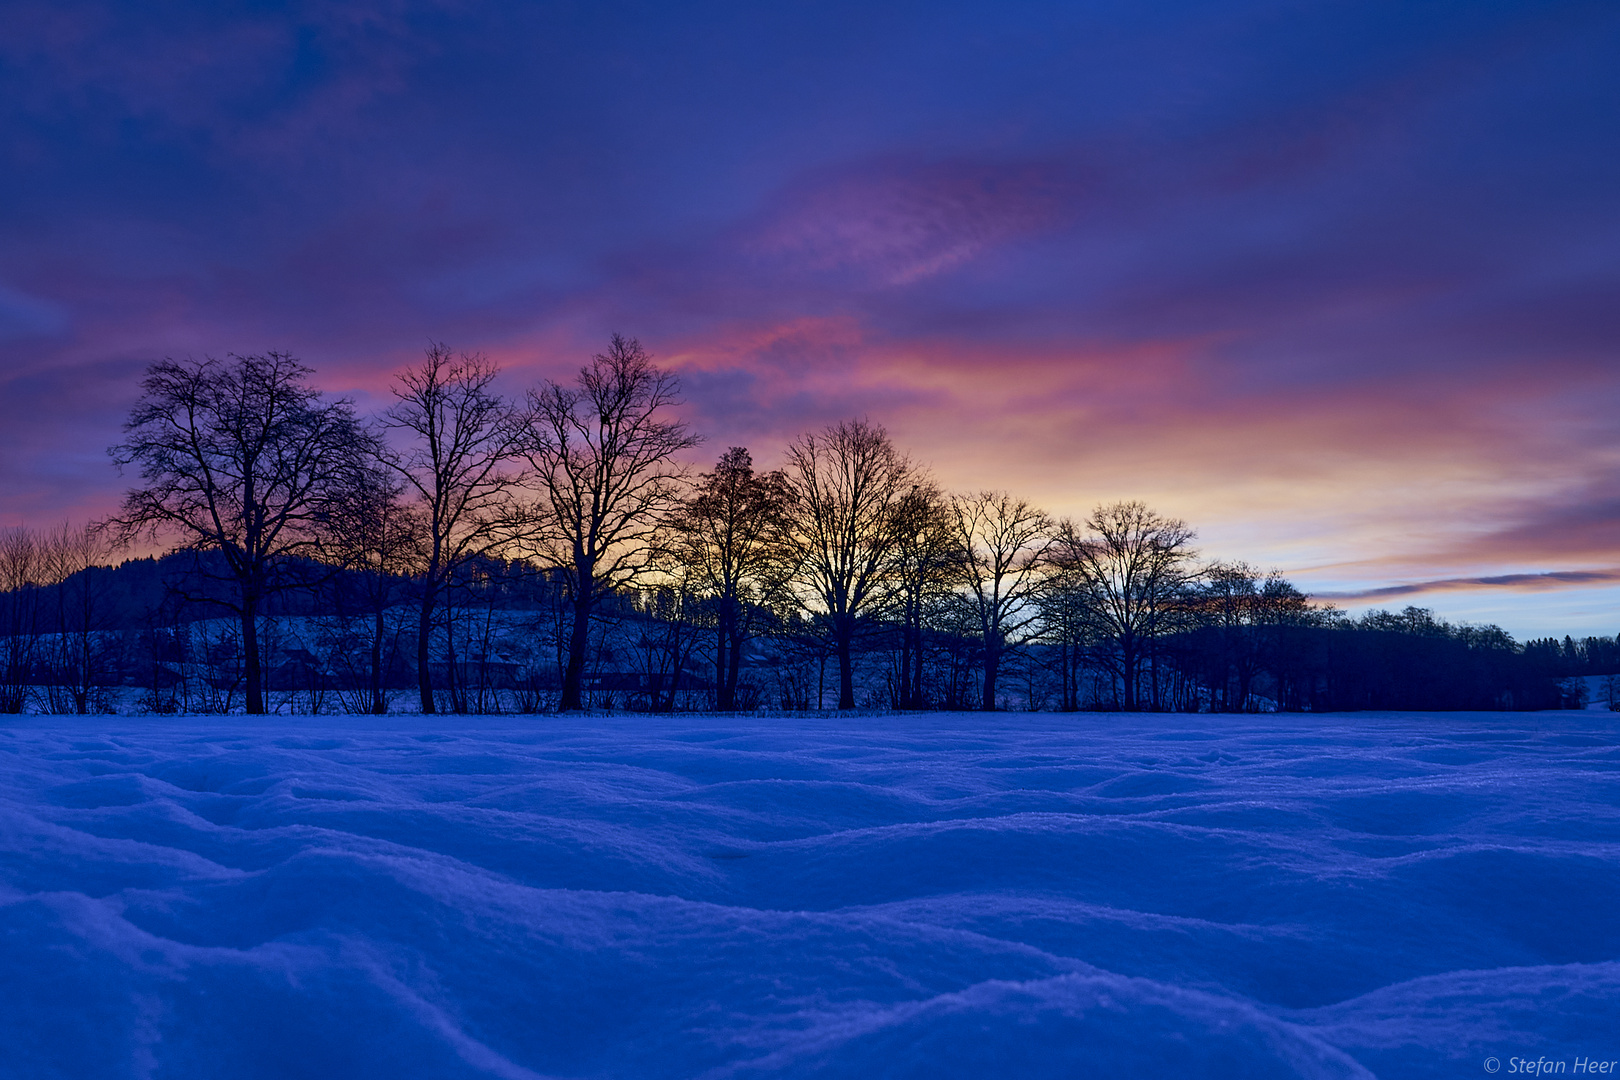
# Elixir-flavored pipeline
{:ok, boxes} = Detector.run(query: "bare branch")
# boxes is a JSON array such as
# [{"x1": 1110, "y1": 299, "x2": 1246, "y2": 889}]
[
  {"x1": 516, "y1": 334, "x2": 701, "y2": 709},
  {"x1": 104, "y1": 352, "x2": 365, "y2": 713}
]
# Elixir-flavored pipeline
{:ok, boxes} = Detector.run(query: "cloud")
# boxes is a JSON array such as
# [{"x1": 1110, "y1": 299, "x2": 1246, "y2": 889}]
[
  {"x1": 1313, "y1": 569, "x2": 1620, "y2": 602},
  {"x1": 744, "y1": 158, "x2": 1086, "y2": 286},
  {"x1": 1450, "y1": 489, "x2": 1620, "y2": 566}
]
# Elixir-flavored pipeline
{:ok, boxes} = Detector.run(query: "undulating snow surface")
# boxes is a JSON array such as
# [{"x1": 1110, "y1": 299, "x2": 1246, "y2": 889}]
[{"x1": 2, "y1": 712, "x2": 1617, "y2": 1079}]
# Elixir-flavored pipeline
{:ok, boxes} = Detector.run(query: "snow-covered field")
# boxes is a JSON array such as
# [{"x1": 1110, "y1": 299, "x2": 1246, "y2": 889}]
[{"x1": 2, "y1": 712, "x2": 1616, "y2": 1079}]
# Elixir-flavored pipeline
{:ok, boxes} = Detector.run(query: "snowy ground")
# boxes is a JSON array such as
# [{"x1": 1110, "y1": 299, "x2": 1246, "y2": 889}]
[{"x1": 2, "y1": 712, "x2": 1617, "y2": 1079}]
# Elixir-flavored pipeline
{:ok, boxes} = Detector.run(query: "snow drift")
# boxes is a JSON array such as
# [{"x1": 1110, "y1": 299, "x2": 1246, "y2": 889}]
[{"x1": 1, "y1": 711, "x2": 1615, "y2": 1078}]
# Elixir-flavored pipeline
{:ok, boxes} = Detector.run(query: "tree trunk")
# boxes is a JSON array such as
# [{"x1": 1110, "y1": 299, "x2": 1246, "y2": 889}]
[
  {"x1": 371, "y1": 605, "x2": 387, "y2": 714},
  {"x1": 715, "y1": 600, "x2": 733, "y2": 710},
  {"x1": 899, "y1": 604, "x2": 918, "y2": 709},
  {"x1": 243, "y1": 596, "x2": 263, "y2": 714},
  {"x1": 913, "y1": 619, "x2": 925, "y2": 709},
  {"x1": 445, "y1": 602, "x2": 466, "y2": 714},
  {"x1": 1149, "y1": 641, "x2": 1162, "y2": 711},
  {"x1": 981, "y1": 635, "x2": 1000, "y2": 711},
  {"x1": 560, "y1": 584, "x2": 592, "y2": 711},
  {"x1": 835, "y1": 616, "x2": 855, "y2": 710},
  {"x1": 725, "y1": 627, "x2": 744, "y2": 709},
  {"x1": 896, "y1": 603, "x2": 911, "y2": 710},
  {"x1": 1060, "y1": 637, "x2": 1074, "y2": 711},
  {"x1": 714, "y1": 623, "x2": 728, "y2": 710},
  {"x1": 417, "y1": 581, "x2": 437, "y2": 714},
  {"x1": 1121, "y1": 637, "x2": 1137, "y2": 710},
  {"x1": 663, "y1": 623, "x2": 685, "y2": 712}
]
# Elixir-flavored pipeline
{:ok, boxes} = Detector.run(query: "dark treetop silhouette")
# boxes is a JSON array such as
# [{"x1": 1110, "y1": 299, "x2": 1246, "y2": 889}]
[
  {"x1": 107, "y1": 352, "x2": 367, "y2": 715},
  {"x1": 517, "y1": 335, "x2": 700, "y2": 712},
  {"x1": 30, "y1": 340, "x2": 1576, "y2": 716}
]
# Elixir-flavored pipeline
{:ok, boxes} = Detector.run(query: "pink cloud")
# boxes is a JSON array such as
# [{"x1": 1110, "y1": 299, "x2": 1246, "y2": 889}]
[{"x1": 744, "y1": 158, "x2": 1086, "y2": 286}]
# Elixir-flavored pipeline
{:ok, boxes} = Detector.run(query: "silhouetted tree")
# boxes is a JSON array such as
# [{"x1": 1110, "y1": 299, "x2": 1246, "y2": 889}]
[
  {"x1": 663, "y1": 447, "x2": 793, "y2": 710},
  {"x1": 1299, "y1": 606, "x2": 1549, "y2": 710},
  {"x1": 1179, "y1": 562, "x2": 1318, "y2": 711},
  {"x1": 946, "y1": 490, "x2": 1054, "y2": 710},
  {"x1": 320, "y1": 462, "x2": 419, "y2": 713},
  {"x1": 0, "y1": 528, "x2": 44, "y2": 712},
  {"x1": 519, "y1": 335, "x2": 699, "y2": 711},
  {"x1": 887, "y1": 482, "x2": 953, "y2": 709},
  {"x1": 382, "y1": 344, "x2": 525, "y2": 714},
  {"x1": 42, "y1": 522, "x2": 118, "y2": 714},
  {"x1": 108, "y1": 353, "x2": 366, "y2": 714},
  {"x1": 1035, "y1": 519, "x2": 1093, "y2": 710},
  {"x1": 1250, "y1": 571, "x2": 1317, "y2": 709},
  {"x1": 1189, "y1": 561, "x2": 1264, "y2": 711},
  {"x1": 782, "y1": 418, "x2": 919, "y2": 710},
  {"x1": 1052, "y1": 501, "x2": 1198, "y2": 710}
]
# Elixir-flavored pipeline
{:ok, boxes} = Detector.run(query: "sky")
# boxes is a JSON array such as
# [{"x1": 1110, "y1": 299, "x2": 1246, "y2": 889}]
[{"x1": 2, "y1": 0, "x2": 1617, "y2": 638}]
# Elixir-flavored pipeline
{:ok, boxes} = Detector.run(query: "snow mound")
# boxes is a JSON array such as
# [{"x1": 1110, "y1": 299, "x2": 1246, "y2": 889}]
[{"x1": 1, "y1": 711, "x2": 1615, "y2": 1078}]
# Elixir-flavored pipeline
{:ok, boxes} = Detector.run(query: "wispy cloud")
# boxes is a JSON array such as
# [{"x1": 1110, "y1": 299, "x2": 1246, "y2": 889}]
[
  {"x1": 744, "y1": 158, "x2": 1085, "y2": 286},
  {"x1": 1313, "y1": 569, "x2": 1620, "y2": 602}
]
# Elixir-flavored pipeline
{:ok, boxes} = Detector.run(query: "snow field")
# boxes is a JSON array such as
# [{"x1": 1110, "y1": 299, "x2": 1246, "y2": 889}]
[{"x1": 1, "y1": 711, "x2": 1617, "y2": 1078}]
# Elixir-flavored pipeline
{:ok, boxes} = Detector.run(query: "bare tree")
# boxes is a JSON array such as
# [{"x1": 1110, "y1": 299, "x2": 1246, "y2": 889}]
[
  {"x1": 320, "y1": 462, "x2": 420, "y2": 714},
  {"x1": 41, "y1": 522, "x2": 117, "y2": 714},
  {"x1": 381, "y1": 344, "x2": 525, "y2": 714},
  {"x1": 1188, "y1": 561, "x2": 1258, "y2": 712},
  {"x1": 782, "y1": 418, "x2": 918, "y2": 710},
  {"x1": 663, "y1": 447, "x2": 794, "y2": 710},
  {"x1": 1035, "y1": 518, "x2": 1090, "y2": 711},
  {"x1": 886, "y1": 482, "x2": 953, "y2": 709},
  {"x1": 519, "y1": 334, "x2": 700, "y2": 711},
  {"x1": 1052, "y1": 501, "x2": 1198, "y2": 710},
  {"x1": 0, "y1": 528, "x2": 44, "y2": 712},
  {"x1": 946, "y1": 490, "x2": 1055, "y2": 710},
  {"x1": 108, "y1": 352, "x2": 366, "y2": 714},
  {"x1": 1191, "y1": 561, "x2": 1319, "y2": 711}
]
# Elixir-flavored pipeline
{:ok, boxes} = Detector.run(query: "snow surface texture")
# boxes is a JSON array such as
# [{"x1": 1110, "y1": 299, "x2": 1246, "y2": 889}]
[{"x1": 2, "y1": 712, "x2": 1617, "y2": 1080}]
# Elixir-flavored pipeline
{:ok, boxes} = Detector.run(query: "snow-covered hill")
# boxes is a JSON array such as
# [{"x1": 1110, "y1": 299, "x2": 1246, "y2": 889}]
[{"x1": 2, "y1": 711, "x2": 1615, "y2": 1078}]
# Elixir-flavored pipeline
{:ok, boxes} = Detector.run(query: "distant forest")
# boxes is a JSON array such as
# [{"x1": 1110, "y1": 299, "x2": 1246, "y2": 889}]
[{"x1": 0, "y1": 343, "x2": 1604, "y2": 716}]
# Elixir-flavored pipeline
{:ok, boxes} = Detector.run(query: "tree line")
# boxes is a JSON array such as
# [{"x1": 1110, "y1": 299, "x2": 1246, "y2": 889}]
[{"x1": 0, "y1": 341, "x2": 1582, "y2": 714}]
